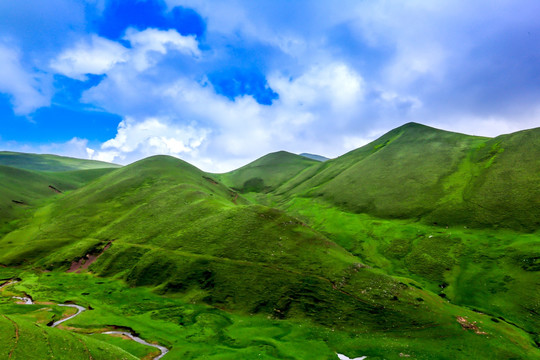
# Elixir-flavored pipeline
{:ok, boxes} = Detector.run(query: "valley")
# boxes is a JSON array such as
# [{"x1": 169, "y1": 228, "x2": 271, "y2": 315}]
[{"x1": 0, "y1": 123, "x2": 538, "y2": 359}]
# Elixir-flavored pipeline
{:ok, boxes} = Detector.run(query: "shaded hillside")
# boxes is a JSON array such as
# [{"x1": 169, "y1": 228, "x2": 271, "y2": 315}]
[
  {"x1": 215, "y1": 151, "x2": 319, "y2": 193},
  {"x1": 0, "y1": 151, "x2": 120, "y2": 172},
  {"x1": 274, "y1": 123, "x2": 540, "y2": 231}
]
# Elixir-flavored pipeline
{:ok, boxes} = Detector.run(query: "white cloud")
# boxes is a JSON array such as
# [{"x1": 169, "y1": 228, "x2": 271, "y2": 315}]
[
  {"x1": 51, "y1": 28, "x2": 200, "y2": 79},
  {"x1": 89, "y1": 117, "x2": 209, "y2": 164},
  {"x1": 78, "y1": 59, "x2": 369, "y2": 171},
  {"x1": 50, "y1": 35, "x2": 128, "y2": 80},
  {"x1": 269, "y1": 63, "x2": 365, "y2": 112},
  {"x1": 0, "y1": 41, "x2": 51, "y2": 115},
  {"x1": 124, "y1": 28, "x2": 200, "y2": 71}
]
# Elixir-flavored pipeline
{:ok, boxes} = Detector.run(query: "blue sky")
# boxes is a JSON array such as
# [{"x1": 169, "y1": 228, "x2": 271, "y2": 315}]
[{"x1": 1, "y1": 0, "x2": 539, "y2": 171}]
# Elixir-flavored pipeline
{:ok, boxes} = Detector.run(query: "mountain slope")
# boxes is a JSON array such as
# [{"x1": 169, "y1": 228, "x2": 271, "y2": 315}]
[
  {"x1": 215, "y1": 151, "x2": 319, "y2": 193},
  {"x1": 0, "y1": 165, "x2": 116, "y2": 236},
  {"x1": 0, "y1": 315, "x2": 137, "y2": 360},
  {"x1": 0, "y1": 154, "x2": 538, "y2": 358},
  {"x1": 276, "y1": 123, "x2": 540, "y2": 231},
  {"x1": 0, "y1": 151, "x2": 120, "y2": 171}
]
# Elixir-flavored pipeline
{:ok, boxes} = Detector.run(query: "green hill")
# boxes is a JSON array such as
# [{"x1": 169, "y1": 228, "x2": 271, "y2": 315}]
[
  {"x1": 215, "y1": 151, "x2": 319, "y2": 193},
  {"x1": 1, "y1": 129, "x2": 539, "y2": 359},
  {"x1": 0, "y1": 165, "x2": 116, "y2": 236},
  {"x1": 0, "y1": 314, "x2": 137, "y2": 360},
  {"x1": 0, "y1": 154, "x2": 537, "y2": 358},
  {"x1": 274, "y1": 123, "x2": 540, "y2": 231},
  {"x1": 0, "y1": 151, "x2": 120, "y2": 172}
]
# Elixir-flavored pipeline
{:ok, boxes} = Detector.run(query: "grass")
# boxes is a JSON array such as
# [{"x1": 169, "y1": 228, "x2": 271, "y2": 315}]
[
  {"x1": 215, "y1": 151, "x2": 319, "y2": 193},
  {"x1": 273, "y1": 122, "x2": 540, "y2": 231},
  {"x1": 276, "y1": 197, "x2": 540, "y2": 337},
  {"x1": 1, "y1": 269, "x2": 537, "y2": 359},
  {"x1": 0, "y1": 123, "x2": 539, "y2": 359},
  {"x1": 0, "y1": 151, "x2": 120, "y2": 171}
]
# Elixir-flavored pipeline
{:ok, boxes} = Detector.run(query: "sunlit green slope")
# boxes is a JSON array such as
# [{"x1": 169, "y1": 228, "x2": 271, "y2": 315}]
[
  {"x1": 0, "y1": 165, "x2": 116, "y2": 236},
  {"x1": 0, "y1": 314, "x2": 137, "y2": 360}
]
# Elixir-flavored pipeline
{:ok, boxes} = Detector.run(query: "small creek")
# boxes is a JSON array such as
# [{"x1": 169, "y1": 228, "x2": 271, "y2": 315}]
[
  {"x1": 1, "y1": 280, "x2": 169, "y2": 360},
  {"x1": 51, "y1": 304, "x2": 86, "y2": 327},
  {"x1": 101, "y1": 331, "x2": 169, "y2": 360}
]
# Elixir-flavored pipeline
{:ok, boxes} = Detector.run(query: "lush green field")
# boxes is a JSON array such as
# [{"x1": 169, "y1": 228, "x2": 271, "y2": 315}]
[
  {"x1": 0, "y1": 269, "x2": 537, "y2": 359},
  {"x1": 0, "y1": 125, "x2": 539, "y2": 359}
]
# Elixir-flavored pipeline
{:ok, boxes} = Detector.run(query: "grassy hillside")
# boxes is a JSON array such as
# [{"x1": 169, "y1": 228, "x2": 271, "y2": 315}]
[
  {"x1": 0, "y1": 165, "x2": 115, "y2": 237},
  {"x1": 0, "y1": 151, "x2": 120, "y2": 171},
  {"x1": 0, "y1": 155, "x2": 538, "y2": 358},
  {"x1": 215, "y1": 151, "x2": 319, "y2": 193},
  {"x1": 280, "y1": 197, "x2": 540, "y2": 337},
  {"x1": 0, "y1": 314, "x2": 137, "y2": 360},
  {"x1": 273, "y1": 123, "x2": 540, "y2": 231}
]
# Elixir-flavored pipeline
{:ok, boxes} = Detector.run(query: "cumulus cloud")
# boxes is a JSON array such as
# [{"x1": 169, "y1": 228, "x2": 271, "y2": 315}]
[
  {"x1": 4, "y1": 0, "x2": 539, "y2": 171},
  {"x1": 0, "y1": 41, "x2": 51, "y2": 115},
  {"x1": 50, "y1": 35, "x2": 128, "y2": 80},
  {"x1": 89, "y1": 117, "x2": 209, "y2": 164},
  {"x1": 124, "y1": 28, "x2": 200, "y2": 71},
  {"x1": 0, "y1": 137, "x2": 93, "y2": 160},
  {"x1": 79, "y1": 57, "x2": 370, "y2": 170},
  {"x1": 51, "y1": 28, "x2": 200, "y2": 79}
]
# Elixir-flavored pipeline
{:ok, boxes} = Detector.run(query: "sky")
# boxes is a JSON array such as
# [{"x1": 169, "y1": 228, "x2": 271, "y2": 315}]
[{"x1": 1, "y1": 0, "x2": 539, "y2": 172}]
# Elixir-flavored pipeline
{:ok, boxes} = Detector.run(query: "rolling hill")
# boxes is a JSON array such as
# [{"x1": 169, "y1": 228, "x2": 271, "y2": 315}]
[
  {"x1": 0, "y1": 151, "x2": 120, "y2": 172},
  {"x1": 215, "y1": 151, "x2": 319, "y2": 193},
  {"x1": 0, "y1": 124, "x2": 538, "y2": 359},
  {"x1": 262, "y1": 122, "x2": 540, "y2": 231}
]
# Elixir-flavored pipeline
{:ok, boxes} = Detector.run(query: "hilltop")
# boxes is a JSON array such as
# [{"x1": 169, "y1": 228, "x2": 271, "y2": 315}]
[
  {"x1": 0, "y1": 151, "x2": 120, "y2": 172},
  {"x1": 215, "y1": 150, "x2": 319, "y2": 193}
]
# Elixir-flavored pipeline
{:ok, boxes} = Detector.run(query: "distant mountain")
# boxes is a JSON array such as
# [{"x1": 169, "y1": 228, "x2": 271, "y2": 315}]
[
  {"x1": 215, "y1": 150, "x2": 319, "y2": 193},
  {"x1": 299, "y1": 153, "x2": 329, "y2": 162},
  {"x1": 0, "y1": 151, "x2": 120, "y2": 171}
]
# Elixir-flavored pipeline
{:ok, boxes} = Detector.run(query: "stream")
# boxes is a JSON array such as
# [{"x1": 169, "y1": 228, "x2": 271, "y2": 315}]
[
  {"x1": 1, "y1": 280, "x2": 169, "y2": 360},
  {"x1": 51, "y1": 304, "x2": 86, "y2": 327},
  {"x1": 101, "y1": 331, "x2": 169, "y2": 360}
]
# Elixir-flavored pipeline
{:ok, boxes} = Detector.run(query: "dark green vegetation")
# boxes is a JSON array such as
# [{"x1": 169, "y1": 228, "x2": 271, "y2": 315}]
[{"x1": 0, "y1": 124, "x2": 539, "y2": 359}]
